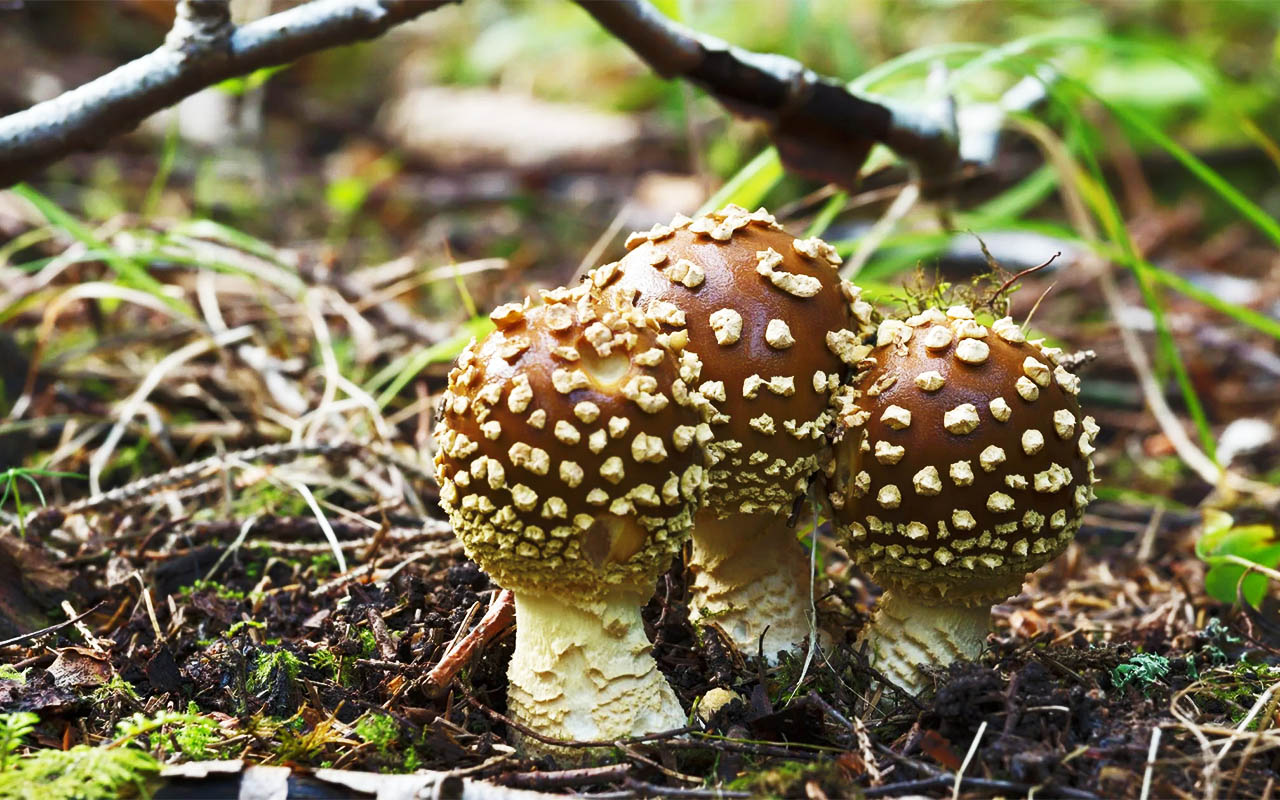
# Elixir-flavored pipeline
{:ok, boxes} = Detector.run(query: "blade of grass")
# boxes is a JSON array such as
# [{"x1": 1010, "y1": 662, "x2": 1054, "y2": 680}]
[
  {"x1": 697, "y1": 147, "x2": 783, "y2": 216},
  {"x1": 805, "y1": 191, "x2": 847, "y2": 237},
  {"x1": 142, "y1": 121, "x2": 180, "y2": 219},
  {"x1": 958, "y1": 217, "x2": 1280, "y2": 344},
  {"x1": 1017, "y1": 101, "x2": 1217, "y2": 464},
  {"x1": 0, "y1": 226, "x2": 57, "y2": 267},
  {"x1": 173, "y1": 219, "x2": 295, "y2": 266},
  {"x1": 1093, "y1": 485, "x2": 1191, "y2": 511},
  {"x1": 1059, "y1": 101, "x2": 1219, "y2": 461},
  {"x1": 18, "y1": 474, "x2": 46, "y2": 508},
  {"x1": 1104, "y1": 101, "x2": 1280, "y2": 249},
  {"x1": 9, "y1": 185, "x2": 192, "y2": 316},
  {"x1": 373, "y1": 317, "x2": 493, "y2": 409}
]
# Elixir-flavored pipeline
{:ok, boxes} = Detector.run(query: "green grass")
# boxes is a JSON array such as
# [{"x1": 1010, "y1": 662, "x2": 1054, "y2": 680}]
[
  {"x1": 11, "y1": 184, "x2": 193, "y2": 317},
  {"x1": 706, "y1": 27, "x2": 1280, "y2": 475}
]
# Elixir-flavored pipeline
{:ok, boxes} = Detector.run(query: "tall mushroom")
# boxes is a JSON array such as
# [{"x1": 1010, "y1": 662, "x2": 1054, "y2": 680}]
[
  {"x1": 827, "y1": 307, "x2": 1098, "y2": 691},
  {"x1": 433, "y1": 283, "x2": 711, "y2": 757},
  {"x1": 598, "y1": 204, "x2": 873, "y2": 660}
]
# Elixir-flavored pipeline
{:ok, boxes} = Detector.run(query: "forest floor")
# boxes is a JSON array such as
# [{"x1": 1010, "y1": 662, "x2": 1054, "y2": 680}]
[
  {"x1": 2, "y1": 2, "x2": 1280, "y2": 776},
  {"x1": 2, "y1": 168, "x2": 1279, "y2": 800}
]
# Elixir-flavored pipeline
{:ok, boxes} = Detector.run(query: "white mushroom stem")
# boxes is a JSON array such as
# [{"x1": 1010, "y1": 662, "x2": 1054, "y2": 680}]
[
  {"x1": 860, "y1": 590, "x2": 991, "y2": 693},
  {"x1": 686, "y1": 512, "x2": 824, "y2": 662},
  {"x1": 506, "y1": 588, "x2": 685, "y2": 760}
]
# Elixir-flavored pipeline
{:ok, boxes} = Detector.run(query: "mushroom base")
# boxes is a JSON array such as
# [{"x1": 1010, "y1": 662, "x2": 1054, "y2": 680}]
[
  {"x1": 687, "y1": 512, "x2": 826, "y2": 663},
  {"x1": 506, "y1": 589, "x2": 685, "y2": 762},
  {"x1": 861, "y1": 590, "x2": 991, "y2": 694}
]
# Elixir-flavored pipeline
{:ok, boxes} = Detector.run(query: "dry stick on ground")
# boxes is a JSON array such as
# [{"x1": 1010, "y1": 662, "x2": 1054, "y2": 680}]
[
  {"x1": 424, "y1": 589, "x2": 515, "y2": 690},
  {"x1": 496, "y1": 764, "x2": 632, "y2": 791},
  {"x1": 0, "y1": 0, "x2": 455, "y2": 186}
]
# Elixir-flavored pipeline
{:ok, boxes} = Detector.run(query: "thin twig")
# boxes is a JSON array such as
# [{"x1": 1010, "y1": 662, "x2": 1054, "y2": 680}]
[
  {"x1": 1140, "y1": 725, "x2": 1162, "y2": 800},
  {"x1": 952, "y1": 719, "x2": 987, "y2": 800},
  {"x1": 425, "y1": 589, "x2": 515, "y2": 690},
  {"x1": 0, "y1": 601, "x2": 105, "y2": 649}
]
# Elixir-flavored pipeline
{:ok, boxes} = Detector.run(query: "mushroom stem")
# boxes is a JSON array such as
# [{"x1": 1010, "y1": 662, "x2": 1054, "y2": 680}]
[
  {"x1": 687, "y1": 512, "x2": 824, "y2": 662},
  {"x1": 506, "y1": 588, "x2": 685, "y2": 760},
  {"x1": 861, "y1": 590, "x2": 991, "y2": 693}
]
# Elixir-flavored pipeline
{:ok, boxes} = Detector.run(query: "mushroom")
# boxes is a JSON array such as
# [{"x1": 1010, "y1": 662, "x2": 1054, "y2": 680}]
[
  {"x1": 826, "y1": 307, "x2": 1098, "y2": 691},
  {"x1": 596, "y1": 204, "x2": 874, "y2": 660},
  {"x1": 433, "y1": 283, "x2": 711, "y2": 757}
]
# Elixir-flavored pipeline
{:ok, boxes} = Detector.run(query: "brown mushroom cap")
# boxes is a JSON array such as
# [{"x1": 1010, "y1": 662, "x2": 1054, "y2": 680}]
[
  {"x1": 828, "y1": 306, "x2": 1099, "y2": 605},
  {"x1": 433, "y1": 284, "x2": 709, "y2": 598},
  {"x1": 600, "y1": 204, "x2": 874, "y2": 516}
]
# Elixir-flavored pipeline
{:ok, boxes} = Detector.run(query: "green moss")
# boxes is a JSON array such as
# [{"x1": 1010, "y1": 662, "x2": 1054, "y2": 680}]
[
  {"x1": 354, "y1": 713, "x2": 400, "y2": 755},
  {"x1": 249, "y1": 649, "x2": 302, "y2": 694}
]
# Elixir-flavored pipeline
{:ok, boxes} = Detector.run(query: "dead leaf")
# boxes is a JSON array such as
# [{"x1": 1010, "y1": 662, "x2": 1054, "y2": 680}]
[
  {"x1": 47, "y1": 647, "x2": 112, "y2": 689},
  {"x1": 1009, "y1": 608, "x2": 1050, "y2": 639},
  {"x1": 919, "y1": 728, "x2": 962, "y2": 770}
]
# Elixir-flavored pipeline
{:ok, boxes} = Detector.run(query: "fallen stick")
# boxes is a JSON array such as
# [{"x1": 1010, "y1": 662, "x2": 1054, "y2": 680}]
[{"x1": 425, "y1": 588, "x2": 515, "y2": 690}]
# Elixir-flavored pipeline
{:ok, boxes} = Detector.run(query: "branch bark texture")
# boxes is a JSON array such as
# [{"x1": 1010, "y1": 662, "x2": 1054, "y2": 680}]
[
  {"x1": 577, "y1": 0, "x2": 1023, "y2": 188},
  {"x1": 0, "y1": 0, "x2": 453, "y2": 187}
]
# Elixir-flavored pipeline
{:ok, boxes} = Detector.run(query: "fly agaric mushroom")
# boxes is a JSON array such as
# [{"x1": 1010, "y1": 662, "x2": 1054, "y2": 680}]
[
  {"x1": 433, "y1": 283, "x2": 710, "y2": 757},
  {"x1": 597, "y1": 204, "x2": 873, "y2": 660},
  {"x1": 827, "y1": 306, "x2": 1098, "y2": 691}
]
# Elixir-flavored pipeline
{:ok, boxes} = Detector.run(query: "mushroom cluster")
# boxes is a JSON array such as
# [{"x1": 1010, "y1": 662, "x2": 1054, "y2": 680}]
[
  {"x1": 609, "y1": 205, "x2": 873, "y2": 659},
  {"x1": 434, "y1": 204, "x2": 1099, "y2": 756},
  {"x1": 434, "y1": 281, "x2": 711, "y2": 755},
  {"x1": 827, "y1": 307, "x2": 1098, "y2": 691}
]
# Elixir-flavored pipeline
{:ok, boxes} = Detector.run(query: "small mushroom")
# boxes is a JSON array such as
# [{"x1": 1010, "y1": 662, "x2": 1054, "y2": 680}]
[
  {"x1": 433, "y1": 284, "x2": 710, "y2": 758},
  {"x1": 599, "y1": 205, "x2": 874, "y2": 660},
  {"x1": 827, "y1": 309, "x2": 1098, "y2": 691}
]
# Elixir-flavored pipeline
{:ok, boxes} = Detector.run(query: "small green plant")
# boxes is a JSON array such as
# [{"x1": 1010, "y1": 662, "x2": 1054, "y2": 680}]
[
  {"x1": 0, "y1": 744, "x2": 158, "y2": 800},
  {"x1": 181, "y1": 579, "x2": 247, "y2": 602},
  {"x1": 0, "y1": 712, "x2": 38, "y2": 773},
  {"x1": 0, "y1": 666, "x2": 29, "y2": 685},
  {"x1": 0, "y1": 468, "x2": 82, "y2": 534},
  {"x1": 90, "y1": 674, "x2": 140, "y2": 705},
  {"x1": 1195, "y1": 510, "x2": 1280, "y2": 607},
  {"x1": 310, "y1": 552, "x2": 337, "y2": 580},
  {"x1": 357, "y1": 627, "x2": 377, "y2": 658},
  {"x1": 1198, "y1": 617, "x2": 1241, "y2": 667},
  {"x1": 225, "y1": 619, "x2": 266, "y2": 638},
  {"x1": 169, "y1": 704, "x2": 222, "y2": 760},
  {"x1": 0, "y1": 710, "x2": 210, "y2": 800},
  {"x1": 354, "y1": 712, "x2": 399, "y2": 755},
  {"x1": 1112, "y1": 652, "x2": 1171, "y2": 696},
  {"x1": 309, "y1": 648, "x2": 355, "y2": 687}
]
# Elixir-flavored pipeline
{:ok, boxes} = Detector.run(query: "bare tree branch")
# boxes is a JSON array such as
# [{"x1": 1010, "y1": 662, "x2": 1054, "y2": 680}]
[
  {"x1": 0, "y1": 0, "x2": 1047, "y2": 191},
  {"x1": 575, "y1": 0, "x2": 1044, "y2": 188},
  {"x1": 0, "y1": 0, "x2": 455, "y2": 187}
]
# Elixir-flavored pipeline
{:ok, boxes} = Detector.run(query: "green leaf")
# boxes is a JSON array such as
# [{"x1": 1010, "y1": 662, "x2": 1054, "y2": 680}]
[
  {"x1": 1196, "y1": 510, "x2": 1280, "y2": 606},
  {"x1": 1194, "y1": 509, "x2": 1236, "y2": 561},
  {"x1": 1204, "y1": 562, "x2": 1273, "y2": 608}
]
